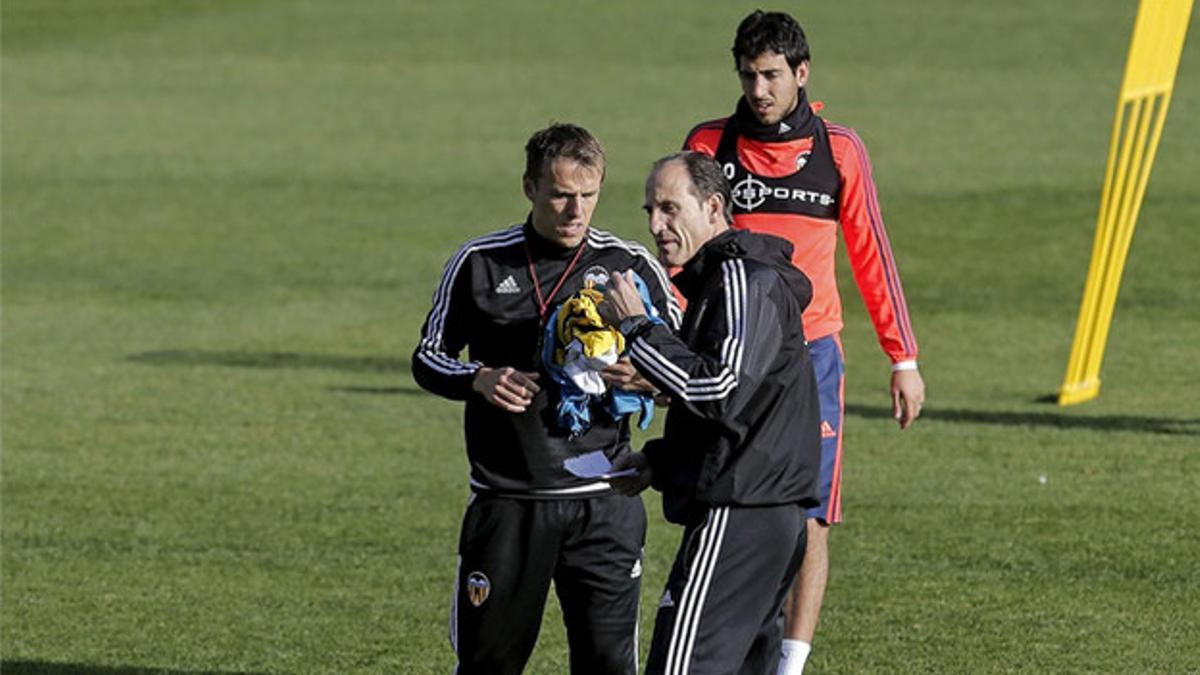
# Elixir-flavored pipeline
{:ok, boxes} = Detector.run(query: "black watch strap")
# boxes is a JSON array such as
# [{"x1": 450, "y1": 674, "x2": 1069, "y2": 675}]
[{"x1": 618, "y1": 315, "x2": 652, "y2": 339}]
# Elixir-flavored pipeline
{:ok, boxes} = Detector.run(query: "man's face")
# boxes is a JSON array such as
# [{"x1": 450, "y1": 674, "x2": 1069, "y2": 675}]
[
  {"x1": 524, "y1": 158, "x2": 602, "y2": 248},
  {"x1": 737, "y1": 51, "x2": 809, "y2": 126},
  {"x1": 644, "y1": 161, "x2": 723, "y2": 267}
]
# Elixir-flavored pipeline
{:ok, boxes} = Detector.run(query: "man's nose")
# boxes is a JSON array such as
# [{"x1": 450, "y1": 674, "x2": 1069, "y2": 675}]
[
  {"x1": 753, "y1": 75, "x2": 770, "y2": 99},
  {"x1": 648, "y1": 210, "x2": 666, "y2": 234}
]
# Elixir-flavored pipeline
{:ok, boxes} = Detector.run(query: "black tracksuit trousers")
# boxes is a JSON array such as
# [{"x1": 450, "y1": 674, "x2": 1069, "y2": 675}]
[
  {"x1": 451, "y1": 493, "x2": 646, "y2": 675},
  {"x1": 646, "y1": 503, "x2": 807, "y2": 675}
]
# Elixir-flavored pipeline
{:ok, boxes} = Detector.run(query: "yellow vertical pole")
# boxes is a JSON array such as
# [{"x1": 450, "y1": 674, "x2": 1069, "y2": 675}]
[{"x1": 1058, "y1": 0, "x2": 1194, "y2": 405}]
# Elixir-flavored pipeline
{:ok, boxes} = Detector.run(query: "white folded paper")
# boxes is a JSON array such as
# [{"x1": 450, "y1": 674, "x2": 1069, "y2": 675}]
[{"x1": 563, "y1": 450, "x2": 637, "y2": 479}]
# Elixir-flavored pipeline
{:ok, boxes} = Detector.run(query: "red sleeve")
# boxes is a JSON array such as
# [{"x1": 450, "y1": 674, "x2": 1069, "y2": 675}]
[
  {"x1": 827, "y1": 124, "x2": 919, "y2": 363},
  {"x1": 682, "y1": 119, "x2": 726, "y2": 155}
]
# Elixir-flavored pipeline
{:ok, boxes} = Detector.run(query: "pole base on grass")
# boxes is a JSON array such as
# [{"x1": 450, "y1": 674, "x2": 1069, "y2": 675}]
[{"x1": 1058, "y1": 379, "x2": 1101, "y2": 406}]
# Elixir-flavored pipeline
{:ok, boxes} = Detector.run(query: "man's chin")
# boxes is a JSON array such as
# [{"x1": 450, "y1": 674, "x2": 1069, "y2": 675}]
[
  {"x1": 749, "y1": 106, "x2": 776, "y2": 125},
  {"x1": 556, "y1": 226, "x2": 587, "y2": 246}
]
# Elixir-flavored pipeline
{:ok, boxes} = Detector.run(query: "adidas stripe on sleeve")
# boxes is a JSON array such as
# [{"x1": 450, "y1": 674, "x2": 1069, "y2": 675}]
[{"x1": 412, "y1": 226, "x2": 524, "y2": 400}]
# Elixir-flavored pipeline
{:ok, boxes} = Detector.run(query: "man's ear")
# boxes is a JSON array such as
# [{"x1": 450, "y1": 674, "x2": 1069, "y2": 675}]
[
  {"x1": 707, "y1": 194, "x2": 727, "y2": 229},
  {"x1": 523, "y1": 176, "x2": 536, "y2": 202},
  {"x1": 795, "y1": 60, "x2": 810, "y2": 88}
]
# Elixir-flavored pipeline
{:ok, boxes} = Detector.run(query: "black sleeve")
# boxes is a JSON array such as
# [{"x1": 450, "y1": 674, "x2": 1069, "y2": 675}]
[
  {"x1": 625, "y1": 259, "x2": 783, "y2": 422},
  {"x1": 411, "y1": 247, "x2": 480, "y2": 401}
]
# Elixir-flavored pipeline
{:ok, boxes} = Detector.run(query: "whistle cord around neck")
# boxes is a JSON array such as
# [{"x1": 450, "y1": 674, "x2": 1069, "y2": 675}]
[{"x1": 524, "y1": 239, "x2": 587, "y2": 324}]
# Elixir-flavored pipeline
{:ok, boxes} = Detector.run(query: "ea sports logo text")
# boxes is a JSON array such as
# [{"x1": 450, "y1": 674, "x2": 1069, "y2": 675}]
[{"x1": 730, "y1": 174, "x2": 837, "y2": 213}]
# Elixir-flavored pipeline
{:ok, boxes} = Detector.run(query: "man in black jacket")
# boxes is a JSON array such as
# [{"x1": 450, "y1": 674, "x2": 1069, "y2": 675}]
[
  {"x1": 412, "y1": 123, "x2": 681, "y2": 675},
  {"x1": 607, "y1": 151, "x2": 821, "y2": 675}
]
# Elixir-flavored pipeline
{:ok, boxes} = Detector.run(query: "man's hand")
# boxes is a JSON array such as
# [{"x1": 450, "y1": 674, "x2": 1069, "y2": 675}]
[
  {"x1": 891, "y1": 368, "x2": 925, "y2": 430},
  {"x1": 473, "y1": 366, "x2": 541, "y2": 413},
  {"x1": 600, "y1": 357, "x2": 657, "y2": 394},
  {"x1": 605, "y1": 270, "x2": 647, "y2": 322},
  {"x1": 609, "y1": 453, "x2": 652, "y2": 496}
]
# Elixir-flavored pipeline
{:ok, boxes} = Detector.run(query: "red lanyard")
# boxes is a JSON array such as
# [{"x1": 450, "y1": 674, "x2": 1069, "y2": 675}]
[{"x1": 524, "y1": 239, "x2": 587, "y2": 323}]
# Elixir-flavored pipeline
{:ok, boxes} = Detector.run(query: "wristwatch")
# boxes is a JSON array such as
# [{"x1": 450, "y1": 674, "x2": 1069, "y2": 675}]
[{"x1": 618, "y1": 314, "x2": 652, "y2": 339}]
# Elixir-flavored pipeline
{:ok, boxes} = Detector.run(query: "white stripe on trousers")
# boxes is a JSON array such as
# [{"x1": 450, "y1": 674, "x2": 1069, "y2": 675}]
[
  {"x1": 450, "y1": 554, "x2": 461, "y2": 673},
  {"x1": 664, "y1": 506, "x2": 731, "y2": 674}
]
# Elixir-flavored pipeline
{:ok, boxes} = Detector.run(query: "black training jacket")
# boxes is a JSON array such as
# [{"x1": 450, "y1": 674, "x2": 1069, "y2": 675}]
[
  {"x1": 625, "y1": 229, "x2": 821, "y2": 524},
  {"x1": 412, "y1": 220, "x2": 682, "y2": 497}
]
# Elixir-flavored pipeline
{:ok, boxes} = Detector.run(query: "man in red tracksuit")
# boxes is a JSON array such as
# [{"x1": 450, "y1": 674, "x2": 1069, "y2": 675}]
[{"x1": 682, "y1": 10, "x2": 926, "y2": 673}]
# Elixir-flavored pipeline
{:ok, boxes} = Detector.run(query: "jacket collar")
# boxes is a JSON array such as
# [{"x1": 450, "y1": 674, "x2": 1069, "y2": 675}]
[
  {"x1": 673, "y1": 229, "x2": 740, "y2": 300},
  {"x1": 673, "y1": 229, "x2": 812, "y2": 311}
]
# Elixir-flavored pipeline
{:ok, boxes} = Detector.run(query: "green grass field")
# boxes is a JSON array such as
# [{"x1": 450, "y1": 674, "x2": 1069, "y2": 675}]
[{"x1": 3, "y1": 1, "x2": 1199, "y2": 673}]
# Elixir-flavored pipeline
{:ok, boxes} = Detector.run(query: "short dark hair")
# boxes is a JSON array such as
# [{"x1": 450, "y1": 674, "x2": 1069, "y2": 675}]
[
  {"x1": 732, "y1": 10, "x2": 810, "y2": 69},
  {"x1": 523, "y1": 123, "x2": 606, "y2": 184},
  {"x1": 651, "y1": 151, "x2": 733, "y2": 224}
]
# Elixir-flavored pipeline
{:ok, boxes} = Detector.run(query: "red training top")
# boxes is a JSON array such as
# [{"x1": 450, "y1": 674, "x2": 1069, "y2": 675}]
[{"x1": 684, "y1": 102, "x2": 918, "y2": 364}]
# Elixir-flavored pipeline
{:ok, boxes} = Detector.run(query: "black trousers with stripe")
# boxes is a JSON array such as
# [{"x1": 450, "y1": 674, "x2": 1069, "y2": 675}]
[
  {"x1": 646, "y1": 503, "x2": 806, "y2": 675},
  {"x1": 451, "y1": 493, "x2": 646, "y2": 675}
]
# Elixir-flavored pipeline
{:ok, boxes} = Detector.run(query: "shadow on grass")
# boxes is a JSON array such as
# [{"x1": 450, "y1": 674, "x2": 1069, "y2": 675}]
[
  {"x1": 127, "y1": 349, "x2": 408, "y2": 374},
  {"x1": 845, "y1": 403, "x2": 1199, "y2": 436},
  {"x1": 0, "y1": 661, "x2": 270, "y2": 675},
  {"x1": 328, "y1": 385, "x2": 425, "y2": 396}
]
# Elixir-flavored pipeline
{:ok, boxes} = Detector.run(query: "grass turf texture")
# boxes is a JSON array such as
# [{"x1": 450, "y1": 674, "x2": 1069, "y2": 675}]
[{"x1": 3, "y1": 1, "x2": 1198, "y2": 672}]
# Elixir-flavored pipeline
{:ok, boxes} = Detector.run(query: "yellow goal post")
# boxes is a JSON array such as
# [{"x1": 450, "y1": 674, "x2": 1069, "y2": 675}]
[{"x1": 1058, "y1": 0, "x2": 1194, "y2": 406}]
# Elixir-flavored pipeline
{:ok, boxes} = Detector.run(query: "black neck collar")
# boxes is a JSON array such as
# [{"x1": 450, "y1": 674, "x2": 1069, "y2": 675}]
[
  {"x1": 732, "y1": 88, "x2": 816, "y2": 142},
  {"x1": 522, "y1": 217, "x2": 586, "y2": 260},
  {"x1": 673, "y1": 229, "x2": 739, "y2": 299}
]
